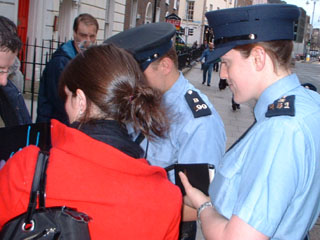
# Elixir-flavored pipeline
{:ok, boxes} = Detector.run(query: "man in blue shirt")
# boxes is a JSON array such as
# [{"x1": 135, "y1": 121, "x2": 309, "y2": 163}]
[
  {"x1": 199, "y1": 42, "x2": 214, "y2": 86},
  {"x1": 105, "y1": 23, "x2": 226, "y2": 240}
]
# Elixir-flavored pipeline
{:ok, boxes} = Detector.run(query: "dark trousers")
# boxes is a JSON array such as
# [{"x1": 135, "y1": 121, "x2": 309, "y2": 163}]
[
  {"x1": 219, "y1": 78, "x2": 228, "y2": 90},
  {"x1": 179, "y1": 221, "x2": 197, "y2": 240},
  {"x1": 202, "y1": 64, "x2": 213, "y2": 85},
  {"x1": 232, "y1": 96, "x2": 240, "y2": 110},
  {"x1": 213, "y1": 62, "x2": 219, "y2": 72}
]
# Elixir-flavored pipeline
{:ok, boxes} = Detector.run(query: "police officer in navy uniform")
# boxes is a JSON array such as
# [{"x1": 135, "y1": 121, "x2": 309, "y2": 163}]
[
  {"x1": 179, "y1": 4, "x2": 320, "y2": 240},
  {"x1": 104, "y1": 22, "x2": 226, "y2": 239}
]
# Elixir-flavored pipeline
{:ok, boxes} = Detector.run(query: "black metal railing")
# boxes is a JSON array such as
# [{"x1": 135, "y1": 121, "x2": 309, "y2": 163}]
[
  {"x1": 18, "y1": 37, "x2": 65, "y2": 119},
  {"x1": 177, "y1": 47, "x2": 203, "y2": 70}
]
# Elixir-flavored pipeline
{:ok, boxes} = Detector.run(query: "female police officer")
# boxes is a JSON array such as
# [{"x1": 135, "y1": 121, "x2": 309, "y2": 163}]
[{"x1": 179, "y1": 4, "x2": 320, "y2": 240}]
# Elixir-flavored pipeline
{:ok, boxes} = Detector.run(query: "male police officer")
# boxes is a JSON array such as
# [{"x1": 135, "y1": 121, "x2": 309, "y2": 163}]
[{"x1": 104, "y1": 22, "x2": 226, "y2": 239}]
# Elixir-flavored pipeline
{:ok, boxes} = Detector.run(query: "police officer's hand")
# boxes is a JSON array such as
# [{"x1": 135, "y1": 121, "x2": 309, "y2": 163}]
[{"x1": 179, "y1": 171, "x2": 210, "y2": 210}]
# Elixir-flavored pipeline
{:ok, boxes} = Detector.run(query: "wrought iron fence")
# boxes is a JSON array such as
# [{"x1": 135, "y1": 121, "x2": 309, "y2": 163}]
[
  {"x1": 18, "y1": 37, "x2": 65, "y2": 119},
  {"x1": 177, "y1": 47, "x2": 203, "y2": 70}
]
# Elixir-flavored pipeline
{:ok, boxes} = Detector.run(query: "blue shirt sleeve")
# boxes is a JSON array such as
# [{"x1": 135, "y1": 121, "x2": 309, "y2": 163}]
[{"x1": 232, "y1": 119, "x2": 308, "y2": 236}]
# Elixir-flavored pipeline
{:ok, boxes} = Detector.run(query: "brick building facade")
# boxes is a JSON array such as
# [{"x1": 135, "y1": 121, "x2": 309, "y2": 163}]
[{"x1": 124, "y1": 0, "x2": 179, "y2": 30}]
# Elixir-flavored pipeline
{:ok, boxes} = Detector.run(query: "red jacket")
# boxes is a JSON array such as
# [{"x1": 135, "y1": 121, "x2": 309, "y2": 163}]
[{"x1": 0, "y1": 120, "x2": 182, "y2": 239}]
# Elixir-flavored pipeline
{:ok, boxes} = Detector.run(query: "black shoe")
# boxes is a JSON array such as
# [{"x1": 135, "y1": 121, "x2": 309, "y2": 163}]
[
  {"x1": 202, "y1": 81, "x2": 205, "y2": 84},
  {"x1": 179, "y1": 221, "x2": 197, "y2": 240},
  {"x1": 207, "y1": 84, "x2": 210, "y2": 86},
  {"x1": 236, "y1": 104, "x2": 240, "y2": 109}
]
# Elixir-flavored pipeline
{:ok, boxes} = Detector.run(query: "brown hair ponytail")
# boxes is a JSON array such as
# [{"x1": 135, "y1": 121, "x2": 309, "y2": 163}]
[{"x1": 59, "y1": 44, "x2": 168, "y2": 139}]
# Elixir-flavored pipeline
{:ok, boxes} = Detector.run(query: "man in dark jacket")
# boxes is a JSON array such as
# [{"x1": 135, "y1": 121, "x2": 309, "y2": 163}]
[
  {"x1": 0, "y1": 16, "x2": 31, "y2": 127},
  {"x1": 36, "y1": 13, "x2": 98, "y2": 124}
]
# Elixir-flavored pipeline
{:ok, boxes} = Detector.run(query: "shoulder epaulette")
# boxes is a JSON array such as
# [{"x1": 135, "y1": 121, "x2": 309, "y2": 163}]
[
  {"x1": 265, "y1": 95, "x2": 295, "y2": 118},
  {"x1": 184, "y1": 89, "x2": 212, "y2": 118}
]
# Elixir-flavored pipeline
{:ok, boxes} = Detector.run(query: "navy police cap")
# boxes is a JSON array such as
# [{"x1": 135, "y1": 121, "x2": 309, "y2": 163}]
[
  {"x1": 205, "y1": 4, "x2": 300, "y2": 63},
  {"x1": 104, "y1": 22, "x2": 176, "y2": 71}
]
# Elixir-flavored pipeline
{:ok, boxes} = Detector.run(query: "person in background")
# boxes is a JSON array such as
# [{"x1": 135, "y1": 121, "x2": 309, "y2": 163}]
[
  {"x1": 0, "y1": 16, "x2": 31, "y2": 127},
  {"x1": 199, "y1": 42, "x2": 215, "y2": 86},
  {"x1": 192, "y1": 41, "x2": 198, "y2": 49},
  {"x1": 302, "y1": 82, "x2": 317, "y2": 92},
  {"x1": 200, "y1": 40, "x2": 208, "y2": 51},
  {"x1": 180, "y1": 4, "x2": 320, "y2": 240},
  {"x1": 231, "y1": 95, "x2": 240, "y2": 111},
  {"x1": 0, "y1": 44, "x2": 182, "y2": 239},
  {"x1": 104, "y1": 22, "x2": 226, "y2": 240},
  {"x1": 213, "y1": 59, "x2": 219, "y2": 72},
  {"x1": 36, "y1": 13, "x2": 98, "y2": 124}
]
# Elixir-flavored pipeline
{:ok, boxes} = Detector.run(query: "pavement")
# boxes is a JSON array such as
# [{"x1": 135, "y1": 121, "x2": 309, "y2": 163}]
[{"x1": 182, "y1": 62, "x2": 320, "y2": 240}]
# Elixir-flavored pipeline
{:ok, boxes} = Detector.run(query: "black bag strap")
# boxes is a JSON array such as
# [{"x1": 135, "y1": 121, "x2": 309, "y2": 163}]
[
  {"x1": 25, "y1": 151, "x2": 49, "y2": 224},
  {"x1": 39, "y1": 152, "x2": 49, "y2": 208},
  {"x1": 134, "y1": 132, "x2": 145, "y2": 145},
  {"x1": 134, "y1": 132, "x2": 149, "y2": 159}
]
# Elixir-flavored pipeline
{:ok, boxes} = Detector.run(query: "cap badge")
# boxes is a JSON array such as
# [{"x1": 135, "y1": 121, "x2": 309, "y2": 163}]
[{"x1": 248, "y1": 34, "x2": 256, "y2": 40}]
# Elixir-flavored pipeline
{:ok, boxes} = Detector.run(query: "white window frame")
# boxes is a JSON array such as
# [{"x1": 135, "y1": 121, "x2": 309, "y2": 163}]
[
  {"x1": 145, "y1": 2, "x2": 153, "y2": 24},
  {"x1": 186, "y1": 0, "x2": 195, "y2": 21},
  {"x1": 130, "y1": 0, "x2": 138, "y2": 28},
  {"x1": 173, "y1": 0, "x2": 177, "y2": 10}
]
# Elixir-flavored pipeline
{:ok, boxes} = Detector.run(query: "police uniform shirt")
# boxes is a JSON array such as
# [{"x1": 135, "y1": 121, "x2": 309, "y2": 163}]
[
  {"x1": 141, "y1": 72, "x2": 226, "y2": 181},
  {"x1": 209, "y1": 74, "x2": 320, "y2": 239}
]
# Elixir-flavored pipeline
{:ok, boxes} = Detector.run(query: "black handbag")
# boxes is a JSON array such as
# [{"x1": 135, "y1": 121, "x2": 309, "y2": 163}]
[{"x1": 0, "y1": 151, "x2": 91, "y2": 240}]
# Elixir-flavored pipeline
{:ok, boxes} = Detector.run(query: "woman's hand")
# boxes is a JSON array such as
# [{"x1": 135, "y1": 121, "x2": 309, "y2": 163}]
[{"x1": 179, "y1": 171, "x2": 211, "y2": 210}]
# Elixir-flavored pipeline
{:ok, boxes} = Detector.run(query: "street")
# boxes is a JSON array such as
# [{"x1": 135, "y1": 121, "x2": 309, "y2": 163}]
[{"x1": 294, "y1": 60, "x2": 320, "y2": 90}]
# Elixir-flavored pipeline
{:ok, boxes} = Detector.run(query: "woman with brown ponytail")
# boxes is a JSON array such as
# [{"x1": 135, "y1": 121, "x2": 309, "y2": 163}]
[{"x1": 0, "y1": 44, "x2": 182, "y2": 239}]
